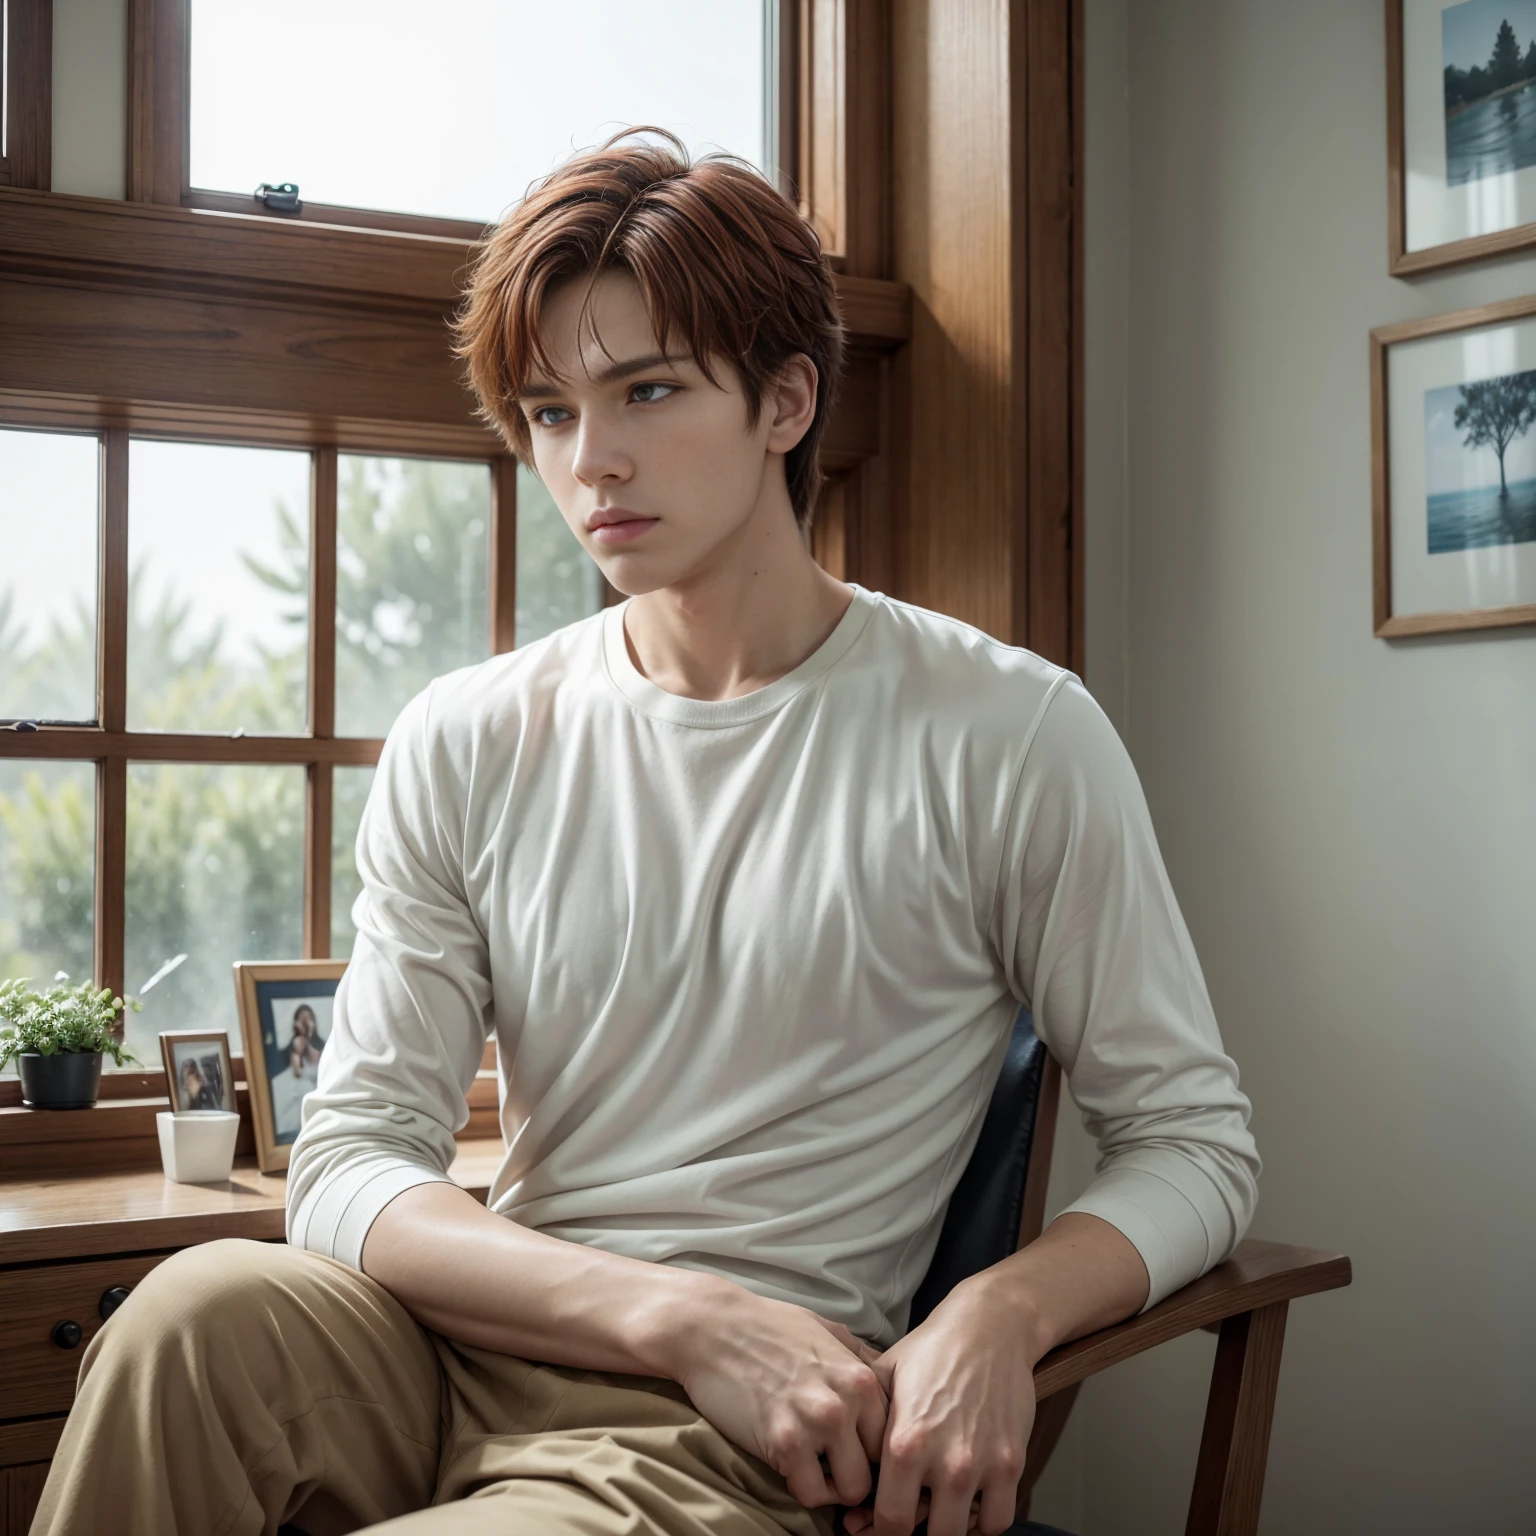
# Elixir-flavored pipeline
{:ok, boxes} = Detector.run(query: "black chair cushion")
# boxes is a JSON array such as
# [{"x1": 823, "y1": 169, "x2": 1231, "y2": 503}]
[{"x1": 906, "y1": 1006, "x2": 1046, "y2": 1332}]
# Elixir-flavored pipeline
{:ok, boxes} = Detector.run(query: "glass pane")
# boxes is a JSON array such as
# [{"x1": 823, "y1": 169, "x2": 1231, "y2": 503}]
[
  {"x1": 0, "y1": 760, "x2": 97, "y2": 1071},
  {"x1": 330, "y1": 764, "x2": 376, "y2": 959},
  {"x1": 189, "y1": 0, "x2": 770, "y2": 224},
  {"x1": 123, "y1": 763, "x2": 304, "y2": 1064},
  {"x1": 516, "y1": 465, "x2": 606, "y2": 647},
  {"x1": 0, "y1": 429, "x2": 99, "y2": 723},
  {"x1": 127, "y1": 439, "x2": 311, "y2": 735},
  {"x1": 335, "y1": 456, "x2": 491, "y2": 738}
]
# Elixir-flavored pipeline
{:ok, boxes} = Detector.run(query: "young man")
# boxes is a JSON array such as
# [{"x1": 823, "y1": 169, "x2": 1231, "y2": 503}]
[{"x1": 32, "y1": 134, "x2": 1258, "y2": 1536}]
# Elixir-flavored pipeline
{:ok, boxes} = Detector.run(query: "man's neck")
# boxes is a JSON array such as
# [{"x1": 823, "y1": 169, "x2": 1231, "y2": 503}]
[{"x1": 621, "y1": 494, "x2": 854, "y2": 703}]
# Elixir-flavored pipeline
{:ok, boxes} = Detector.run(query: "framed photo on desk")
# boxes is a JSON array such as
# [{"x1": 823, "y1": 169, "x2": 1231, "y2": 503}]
[
  {"x1": 233, "y1": 960, "x2": 347, "y2": 1172},
  {"x1": 159, "y1": 1030, "x2": 237, "y2": 1114}
]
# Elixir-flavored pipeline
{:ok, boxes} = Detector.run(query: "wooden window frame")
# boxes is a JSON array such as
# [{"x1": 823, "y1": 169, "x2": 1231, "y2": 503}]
[
  {"x1": 0, "y1": 0, "x2": 51, "y2": 189},
  {"x1": 1, "y1": 3, "x2": 1083, "y2": 1176},
  {"x1": 0, "y1": 413, "x2": 516, "y2": 985},
  {"x1": 130, "y1": 0, "x2": 796, "y2": 241},
  {"x1": 0, "y1": 409, "x2": 515, "y2": 1164}
]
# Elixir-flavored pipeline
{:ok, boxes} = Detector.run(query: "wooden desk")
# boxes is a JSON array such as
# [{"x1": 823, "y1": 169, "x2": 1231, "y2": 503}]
[{"x1": 0, "y1": 1139, "x2": 505, "y2": 1534}]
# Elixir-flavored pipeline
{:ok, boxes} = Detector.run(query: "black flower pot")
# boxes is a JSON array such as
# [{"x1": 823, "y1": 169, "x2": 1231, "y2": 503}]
[{"x1": 18, "y1": 1050, "x2": 103, "y2": 1109}]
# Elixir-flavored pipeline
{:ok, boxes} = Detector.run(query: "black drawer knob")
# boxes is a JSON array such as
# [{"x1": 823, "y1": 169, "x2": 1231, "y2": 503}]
[
  {"x1": 99, "y1": 1286, "x2": 131, "y2": 1321},
  {"x1": 51, "y1": 1320, "x2": 83, "y2": 1350}
]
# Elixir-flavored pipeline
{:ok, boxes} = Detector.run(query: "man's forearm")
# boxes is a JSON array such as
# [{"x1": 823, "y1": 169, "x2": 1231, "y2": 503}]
[
  {"x1": 358, "y1": 1181, "x2": 729, "y2": 1379},
  {"x1": 951, "y1": 1211, "x2": 1151, "y2": 1364}
]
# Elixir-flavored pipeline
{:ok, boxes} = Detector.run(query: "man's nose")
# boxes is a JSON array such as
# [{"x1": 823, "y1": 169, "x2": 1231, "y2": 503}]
[{"x1": 571, "y1": 419, "x2": 633, "y2": 487}]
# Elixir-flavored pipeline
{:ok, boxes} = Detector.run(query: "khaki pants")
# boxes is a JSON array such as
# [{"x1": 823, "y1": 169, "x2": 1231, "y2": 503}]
[{"x1": 29, "y1": 1237, "x2": 840, "y2": 1536}]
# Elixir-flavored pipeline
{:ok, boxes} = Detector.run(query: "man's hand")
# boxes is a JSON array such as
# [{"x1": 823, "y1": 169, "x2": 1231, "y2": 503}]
[
  {"x1": 842, "y1": 1212, "x2": 1152, "y2": 1536},
  {"x1": 842, "y1": 1278, "x2": 1035, "y2": 1536},
  {"x1": 670, "y1": 1282, "x2": 890, "y2": 1512}
]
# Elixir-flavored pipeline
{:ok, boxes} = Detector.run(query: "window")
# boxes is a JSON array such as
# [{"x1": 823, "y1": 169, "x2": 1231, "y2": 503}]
[
  {"x1": 127, "y1": 440, "x2": 313, "y2": 736},
  {"x1": 185, "y1": 0, "x2": 776, "y2": 230},
  {"x1": 335, "y1": 455, "x2": 491, "y2": 738},
  {"x1": 0, "y1": 428, "x2": 98, "y2": 723},
  {"x1": 0, "y1": 426, "x2": 603, "y2": 1067},
  {"x1": 6, "y1": 0, "x2": 949, "y2": 1142},
  {"x1": 0, "y1": 759, "x2": 95, "y2": 992}
]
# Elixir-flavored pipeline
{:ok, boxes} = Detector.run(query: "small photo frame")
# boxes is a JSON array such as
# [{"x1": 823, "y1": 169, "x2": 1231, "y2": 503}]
[
  {"x1": 233, "y1": 959, "x2": 347, "y2": 1173},
  {"x1": 1372, "y1": 295, "x2": 1536, "y2": 635},
  {"x1": 1390, "y1": 1, "x2": 1536, "y2": 273},
  {"x1": 159, "y1": 1030, "x2": 237, "y2": 1114}
]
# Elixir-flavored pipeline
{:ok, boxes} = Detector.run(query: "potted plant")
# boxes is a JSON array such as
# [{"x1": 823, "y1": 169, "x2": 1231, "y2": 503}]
[{"x1": 0, "y1": 976, "x2": 143, "y2": 1109}]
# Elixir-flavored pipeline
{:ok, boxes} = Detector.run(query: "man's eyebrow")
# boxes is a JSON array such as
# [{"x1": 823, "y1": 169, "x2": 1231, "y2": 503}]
[{"x1": 518, "y1": 352, "x2": 681, "y2": 401}]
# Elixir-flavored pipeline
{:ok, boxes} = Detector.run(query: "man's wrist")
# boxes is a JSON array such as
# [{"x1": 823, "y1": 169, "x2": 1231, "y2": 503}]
[
  {"x1": 627, "y1": 1266, "x2": 739, "y2": 1382},
  {"x1": 946, "y1": 1266, "x2": 1059, "y2": 1367}
]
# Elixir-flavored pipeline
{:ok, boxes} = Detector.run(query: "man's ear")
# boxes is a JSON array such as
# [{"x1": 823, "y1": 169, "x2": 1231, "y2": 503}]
[{"x1": 765, "y1": 354, "x2": 819, "y2": 455}]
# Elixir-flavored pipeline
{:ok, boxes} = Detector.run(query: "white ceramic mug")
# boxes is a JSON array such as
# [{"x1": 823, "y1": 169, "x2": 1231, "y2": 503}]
[{"x1": 156, "y1": 1109, "x2": 240, "y2": 1184}]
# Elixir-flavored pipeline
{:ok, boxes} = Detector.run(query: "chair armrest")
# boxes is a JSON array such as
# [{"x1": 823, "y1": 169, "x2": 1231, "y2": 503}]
[{"x1": 1032, "y1": 1238, "x2": 1351, "y2": 1400}]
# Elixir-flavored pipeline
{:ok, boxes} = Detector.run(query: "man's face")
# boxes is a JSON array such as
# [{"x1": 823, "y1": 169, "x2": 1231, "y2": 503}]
[{"x1": 518, "y1": 269, "x2": 798, "y2": 595}]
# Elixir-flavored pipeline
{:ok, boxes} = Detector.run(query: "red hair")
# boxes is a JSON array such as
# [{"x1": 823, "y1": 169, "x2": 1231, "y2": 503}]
[{"x1": 455, "y1": 129, "x2": 845, "y2": 525}]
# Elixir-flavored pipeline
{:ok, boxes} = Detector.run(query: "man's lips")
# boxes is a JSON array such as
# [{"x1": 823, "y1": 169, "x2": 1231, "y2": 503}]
[{"x1": 586, "y1": 509, "x2": 660, "y2": 545}]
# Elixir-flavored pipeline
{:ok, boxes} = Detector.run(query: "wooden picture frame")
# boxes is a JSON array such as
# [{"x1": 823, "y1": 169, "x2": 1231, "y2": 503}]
[
  {"x1": 1372, "y1": 294, "x2": 1536, "y2": 636},
  {"x1": 1388, "y1": 0, "x2": 1536, "y2": 274},
  {"x1": 233, "y1": 959, "x2": 347, "y2": 1172},
  {"x1": 158, "y1": 1029, "x2": 236, "y2": 1114}
]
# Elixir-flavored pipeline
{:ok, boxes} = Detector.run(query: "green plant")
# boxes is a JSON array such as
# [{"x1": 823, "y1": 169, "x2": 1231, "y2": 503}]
[{"x1": 0, "y1": 976, "x2": 143, "y2": 1071}]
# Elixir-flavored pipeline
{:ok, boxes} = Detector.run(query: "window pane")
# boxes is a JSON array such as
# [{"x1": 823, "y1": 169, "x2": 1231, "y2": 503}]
[
  {"x1": 516, "y1": 466, "x2": 606, "y2": 647},
  {"x1": 330, "y1": 764, "x2": 376, "y2": 959},
  {"x1": 189, "y1": 0, "x2": 770, "y2": 224},
  {"x1": 0, "y1": 429, "x2": 99, "y2": 723},
  {"x1": 0, "y1": 761, "x2": 96, "y2": 1072},
  {"x1": 127, "y1": 440, "x2": 311, "y2": 735},
  {"x1": 122, "y1": 763, "x2": 304, "y2": 1064},
  {"x1": 335, "y1": 456, "x2": 491, "y2": 738}
]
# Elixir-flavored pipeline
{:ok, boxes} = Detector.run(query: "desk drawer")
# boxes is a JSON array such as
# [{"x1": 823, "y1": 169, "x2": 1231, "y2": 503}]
[{"x1": 0, "y1": 1254, "x2": 172, "y2": 1418}]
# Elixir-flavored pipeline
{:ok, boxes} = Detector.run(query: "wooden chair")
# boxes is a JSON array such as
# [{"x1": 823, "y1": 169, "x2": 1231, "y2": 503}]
[{"x1": 902, "y1": 1008, "x2": 1351, "y2": 1535}]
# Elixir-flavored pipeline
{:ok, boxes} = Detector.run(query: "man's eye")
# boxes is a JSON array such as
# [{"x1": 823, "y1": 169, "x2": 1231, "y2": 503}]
[
  {"x1": 530, "y1": 406, "x2": 571, "y2": 427},
  {"x1": 630, "y1": 382, "x2": 676, "y2": 404}
]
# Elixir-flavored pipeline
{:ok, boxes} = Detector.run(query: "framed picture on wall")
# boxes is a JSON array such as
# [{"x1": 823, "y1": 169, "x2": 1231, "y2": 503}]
[
  {"x1": 232, "y1": 959, "x2": 347, "y2": 1172},
  {"x1": 1388, "y1": 0, "x2": 1536, "y2": 272},
  {"x1": 1372, "y1": 295, "x2": 1536, "y2": 635}
]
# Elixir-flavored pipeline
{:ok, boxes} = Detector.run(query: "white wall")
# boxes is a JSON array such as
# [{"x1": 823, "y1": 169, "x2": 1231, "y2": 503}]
[{"x1": 1048, "y1": 3, "x2": 1536, "y2": 1532}]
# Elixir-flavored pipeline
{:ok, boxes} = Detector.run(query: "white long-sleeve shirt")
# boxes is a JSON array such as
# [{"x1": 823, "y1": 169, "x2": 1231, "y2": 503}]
[{"x1": 286, "y1": 586, "x2": 1259, "y2": 1346}]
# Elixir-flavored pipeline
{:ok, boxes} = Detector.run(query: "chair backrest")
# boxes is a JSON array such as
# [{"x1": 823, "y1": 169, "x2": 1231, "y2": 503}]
[{"x1": 905, "y1": 1007, "x2": 1056, "y2": 1331}]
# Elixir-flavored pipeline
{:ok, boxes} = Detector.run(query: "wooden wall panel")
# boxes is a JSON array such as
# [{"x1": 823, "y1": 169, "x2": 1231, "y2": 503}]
[
  {"x1": 1021, "y1": 0, "x2": 1078, "y2": 664},
  {"x1": 892, "y1": 0, "x2": 1016, "y2": 639},
  {"x1": 890, "y1": 0, "x2": 1082, "y2": 666}
]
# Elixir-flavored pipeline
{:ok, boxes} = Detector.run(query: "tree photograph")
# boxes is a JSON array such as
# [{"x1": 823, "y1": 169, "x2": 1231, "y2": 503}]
[{"x1": 1423, "y1": 368, "x2": 1536, "y2": 553}]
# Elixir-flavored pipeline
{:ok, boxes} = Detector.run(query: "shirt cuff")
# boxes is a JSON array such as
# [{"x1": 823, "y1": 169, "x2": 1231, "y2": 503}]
[
  {"x1": 1058, "y1": 1164, "x2": 1216, "y2": 1311},
  {"x1": 287, "y1": 1154, "x2": 458, "y2": 1271}
]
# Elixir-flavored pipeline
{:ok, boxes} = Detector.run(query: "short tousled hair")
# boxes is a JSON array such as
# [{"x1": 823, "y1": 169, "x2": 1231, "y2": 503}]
[{"x1": 455, "y1": 129, "x2": 846, "y2": 525}]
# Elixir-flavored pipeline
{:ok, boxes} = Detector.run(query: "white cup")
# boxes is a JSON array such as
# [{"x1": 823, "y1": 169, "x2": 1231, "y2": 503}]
[{"x1": 156, "y1": 1110, "x2": 240, "y2": 1184}]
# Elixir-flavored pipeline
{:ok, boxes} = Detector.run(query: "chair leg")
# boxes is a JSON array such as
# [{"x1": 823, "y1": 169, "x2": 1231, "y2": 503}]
[{"x1": 1184, "y1": 1302, "x2": 1289, "y2": 1536}]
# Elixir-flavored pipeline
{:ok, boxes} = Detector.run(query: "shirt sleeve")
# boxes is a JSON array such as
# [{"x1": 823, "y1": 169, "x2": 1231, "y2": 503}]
[
  {"x1": 991, "y1": 675, "x2": 1261, "y2": 1311},
  {"x1": 285, "y1": 679, "x2": 493, "y2": 1270}
]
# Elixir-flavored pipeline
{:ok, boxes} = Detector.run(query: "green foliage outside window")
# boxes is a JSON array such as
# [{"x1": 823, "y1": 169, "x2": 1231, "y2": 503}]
[{"x1": 1, "y1": 453, "x2": 600, "y2": 1065}]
